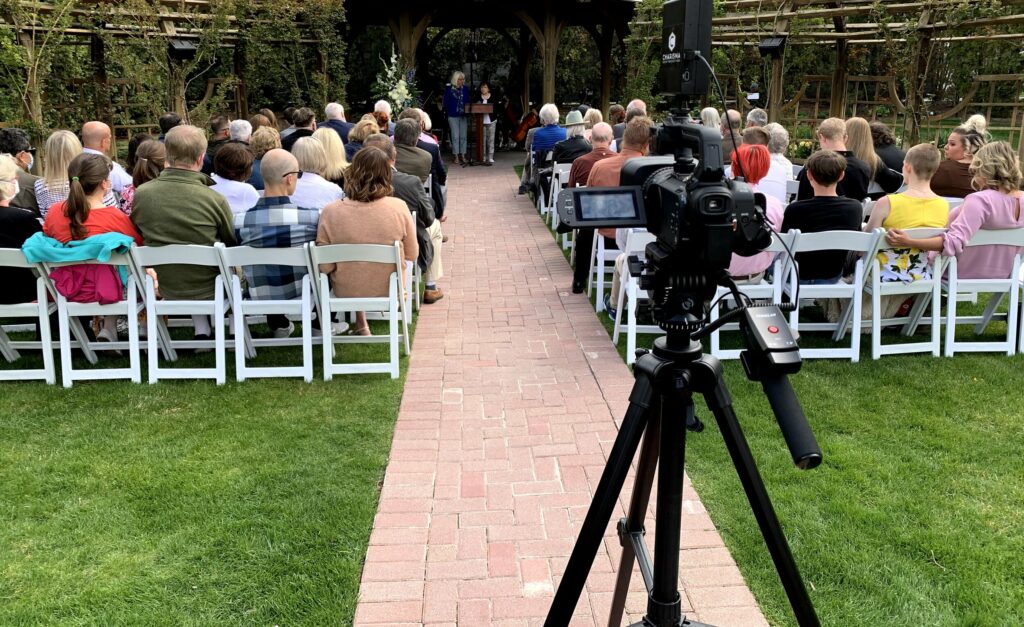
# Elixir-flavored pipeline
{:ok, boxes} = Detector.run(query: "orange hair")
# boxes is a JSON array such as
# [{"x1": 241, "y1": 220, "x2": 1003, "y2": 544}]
[{"x1": 730, "y1": 143, "x2": 771, "y2": 185}]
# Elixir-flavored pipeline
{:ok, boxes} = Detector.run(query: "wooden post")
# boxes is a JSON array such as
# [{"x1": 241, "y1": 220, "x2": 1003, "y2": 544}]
[
  {"x1": 388, "y1": 10, "x2": 432, "y2": 70},
  {"x1": 90, "y1": 35, "x2": 113, "y2": 126},
  {"x1": 234, "y1": 42, "x2": 249, "y2": 119},
  {"x1": 518, "y1": 28, "x2": 534, "y2": 113},
  {"x1": 516, "y1": 10, "x2": 565, "y2": 105},
  {"x1": 598, "y1": 26, "x2": 613, "y2": 116},
  {"x1": 767, "y1": 1, "x2": 795, "y2": 123},
  {"x1": 902, "y1": 10, "x2": 933, "y2": 147},
  {"x1": 829, "y1": 11, "x2": 849, "y2": 118}
]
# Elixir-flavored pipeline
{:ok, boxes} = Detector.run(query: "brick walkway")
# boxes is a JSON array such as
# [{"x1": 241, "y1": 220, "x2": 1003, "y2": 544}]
[{"x1": 354, "y1": 154, "x2": 767, "y2": 626}]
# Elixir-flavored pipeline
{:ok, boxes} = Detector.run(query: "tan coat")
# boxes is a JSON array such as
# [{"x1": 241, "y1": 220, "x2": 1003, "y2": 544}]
[{"x1": 316, "y1": 196, "x2": 418, "y2": 298}]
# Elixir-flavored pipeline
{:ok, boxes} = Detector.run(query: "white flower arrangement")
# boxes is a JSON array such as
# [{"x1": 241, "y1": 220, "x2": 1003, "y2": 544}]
[{"x1": 374, "y1": 47, "x2": 418, "y2": 114}]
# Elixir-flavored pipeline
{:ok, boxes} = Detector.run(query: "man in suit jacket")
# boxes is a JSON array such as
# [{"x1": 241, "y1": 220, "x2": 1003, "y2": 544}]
[
  {"x1": 321, "y1": 102, "x2": 354, "y2": 143},
  {"x1": 364, "y1": 134, "x2": 445, "y2": 304},
  {"x1": 394, "y1": 119, "x2": 432, "y2": 182},
  {"x1": 398, "y1": 108, "x2": 448, "y2": 217}
]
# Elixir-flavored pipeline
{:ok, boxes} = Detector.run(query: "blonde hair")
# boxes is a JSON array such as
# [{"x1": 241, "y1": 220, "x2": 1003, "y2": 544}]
[
  {"x1": 450, "y1": 71, "x2": 465, "y2": 84},
  {"x1": 291, "y1": 137, "x2": 329, "y2": 177},
  {"x1": 845, "y1": 117, "x2": 880, "y2": 175},
  {"x1": 583, "y1": 108, "x2": 603, "y2": 129},
  {"x1": 42, "y1": 130, "x2": 83, "y2": 190},
  {"x1": 249, "y1": 126, "x2": 282, "y2": 159},
  {"x1": 349, "y1": 119, "x2": 380, "y2": 143},
  {"x1": 952, "y1": 114, "x2": 989, "y2": 158},
  {"x1": 816, "y1": 117, "x2": 847, "y2": 142},
  {"x1": 969, "y1": 141, "x2": 1022, "y2": 193},
  {"x1": 700, "y1": 107, "x2": 721, "y2": 130},
  {"x1": 312, "y1": 127, "x2": 349, "y2": 180},
  {"x1": 0, "y1": 154, "x2": 19, "y2": 202}
]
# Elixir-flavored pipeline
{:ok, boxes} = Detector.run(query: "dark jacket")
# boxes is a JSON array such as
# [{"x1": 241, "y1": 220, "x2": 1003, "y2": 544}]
[
  {"x1": 0, "y1": 205, "x2": 42, "y2": 304},
  {"x1": 875, "y1": 144, "x2": 906, "y2": 172},
  {"x1": 320, "y1": 119, "x2": 354, "y2": 144},
  {"x1": 395, "y1": 144, "x2": 432, "y2": 183},
  {"x1": 201, "y1": 138, "x2": 231, "y2": 175},
  {"x1": 249, "y1": 158, "x2": 265, "y2": 191},
  {"x1": 796, "y1": 150, "x2": 871, "y2": 202},
  {"x1": 344, "y1": 141, "x2": 362, "y2": 163},
  {"x1": 552, "y1": 136, "x2": 592, "y2": 165},
  {"x1": 392, "y1": 169, "x2": 435, "y2": 271},
  {"x1": 13, "y1": 168, "x2": 40, "y2": 217},
  {"x1": 418, "y1": 140, "x2": 447, "y2": 186},
  {"x1": 282, "y1": 128, "x2": 315, "y2": 152}
]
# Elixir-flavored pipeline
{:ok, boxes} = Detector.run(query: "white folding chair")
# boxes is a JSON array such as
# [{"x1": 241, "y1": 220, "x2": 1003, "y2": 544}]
[
  {"x1": 792, "y1": 164, "x2": 803, "y2": 179},
  {"x1": 610, "y1": 231, "x2": 660, "y2": 365},
  {"x1": 37, "y1": 252, "x2": 143, "y2": 386},
  {"x1": 217, "y1": 244, "x2": 314, "y2": 382},
  {"x1": 0, "y1": 249, "x2": 56, "y2": 383},
  {"x1": 709, "y1": 231, "x2": 797, "y2": 359},
  {"x1": 943, "y1": 197, "x2": 965, "y2": 212},
  {"x1": 942, "y1": 228, "x2": 1024, "y2": 356},
  {"x1": 786, "y1": 179, "x2": 800, "y2": 204},
  {"x1": 133, "y1": 245, "x2": 233, "y2": 384},
  {"x1": 410, "y1": 211, "x2": 422, "y2": 311},
  {"x1": 787, "y1": 229, "x2": 883, "y2": 362},
  {"x1": 424, "y1": 173, "x2": 432, "y2": 196},
  {"x1": 534, "y1": 150, "x2": 553, "y2": 213},
  {"x1": 547, "y1": 163, "x2": 572, "y2": 227},
  {"x1": 308, "y1": 241, "x2": 408, "y2": 379},
  {"x1": 588, "y1": 230, "x2": 620, "y2": 312}
]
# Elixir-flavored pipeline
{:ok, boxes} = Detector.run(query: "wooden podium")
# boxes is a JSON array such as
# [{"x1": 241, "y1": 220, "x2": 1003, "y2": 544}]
[{"x1": 466, "y1": 103, "x2": 493, "y2": 164}]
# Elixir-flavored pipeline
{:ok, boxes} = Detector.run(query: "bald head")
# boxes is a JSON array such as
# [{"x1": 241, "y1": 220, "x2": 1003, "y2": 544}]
[
  {"x1": 590, "y1": 122, "x2": 613, "y2": 146},
  {"x1": 81, "y1": 121, "x2": 112, "y2": 152},
  {"x1": 722, "y1": 109, "x2": 742, "y2": 132},
  {"x1": 260, "y1": 148, "x2": 299, "y2": 197}
]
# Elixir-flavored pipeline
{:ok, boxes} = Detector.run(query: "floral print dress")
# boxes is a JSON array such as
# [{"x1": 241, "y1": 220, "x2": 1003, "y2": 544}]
[{"x1": 877, "y1": 194, "x2": 950, "y2": 282}]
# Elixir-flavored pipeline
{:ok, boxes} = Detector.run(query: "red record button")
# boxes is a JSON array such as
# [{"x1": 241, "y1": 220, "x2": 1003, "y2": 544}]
[{"x1": 768, "y1": 326, "x2": 779, "y2": 334}]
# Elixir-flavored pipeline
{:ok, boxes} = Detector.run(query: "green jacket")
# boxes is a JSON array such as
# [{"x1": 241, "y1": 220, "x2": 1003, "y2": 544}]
[{"x1": 131, "y1": 168, "x2": 236, "y2": 300}]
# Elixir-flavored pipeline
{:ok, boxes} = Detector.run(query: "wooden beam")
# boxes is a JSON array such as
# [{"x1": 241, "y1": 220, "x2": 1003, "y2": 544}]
[
  {"x1": 767, "y1": 0, "x2": 794, "y2": 123},
  {"x1": 829, "y1": 4, "x2": 848, "y2": 118}
]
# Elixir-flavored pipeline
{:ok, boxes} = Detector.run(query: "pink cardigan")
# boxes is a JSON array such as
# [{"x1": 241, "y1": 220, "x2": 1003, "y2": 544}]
[{"x1": 943, "y1": 189, "x2": 1024, "y2": 279}]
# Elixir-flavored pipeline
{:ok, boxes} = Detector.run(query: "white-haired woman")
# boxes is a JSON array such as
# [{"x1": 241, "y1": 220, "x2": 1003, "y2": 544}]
[
  {"x1": 531, "y1": 103, "x2": 566, "y2": 154},
  {"x1": 443, "y1": 71, "x2": 471, "y2": 165},
  {"x1": 700, "y1": 107, "x2": 721, "y2": 134}
]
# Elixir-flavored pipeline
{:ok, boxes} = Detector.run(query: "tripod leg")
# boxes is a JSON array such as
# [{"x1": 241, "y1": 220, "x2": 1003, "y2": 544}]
[
  {"x1": 700, "y1": 373, "x2": 821, "y2": 627},
  {"x1": 545, "y1": 371, "x2": 658, "y2": 627},
  {"x1": 607, "y1": 403, "x2": 662, "y2": 627}
]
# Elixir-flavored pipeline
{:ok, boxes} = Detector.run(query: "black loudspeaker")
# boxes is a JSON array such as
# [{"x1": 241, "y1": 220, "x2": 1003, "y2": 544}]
[
  {"x1": 659, "y1": 0, "x2": 713, "y2": 97},
  {"x1": 758, "y1": 36, "x2": 787, "y2": 59},
  {"x1": 167, "y1": 38, "x2": 198, "y2": 60}
]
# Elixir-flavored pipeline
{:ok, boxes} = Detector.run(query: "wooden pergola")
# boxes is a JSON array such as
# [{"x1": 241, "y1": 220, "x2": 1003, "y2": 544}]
[{"x1": 346, "y1": 0, "x2": 639, "y2": 114}]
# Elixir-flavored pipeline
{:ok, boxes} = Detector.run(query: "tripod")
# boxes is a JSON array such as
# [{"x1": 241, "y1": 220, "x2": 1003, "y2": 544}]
[{"x1": 544, "y1": 328, "x2": 821, "y2": 627}]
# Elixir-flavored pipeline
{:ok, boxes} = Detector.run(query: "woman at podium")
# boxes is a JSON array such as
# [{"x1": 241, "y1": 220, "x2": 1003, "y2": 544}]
[{"x1": 443, "y1": 71, "x2": 470, "y2": 166}]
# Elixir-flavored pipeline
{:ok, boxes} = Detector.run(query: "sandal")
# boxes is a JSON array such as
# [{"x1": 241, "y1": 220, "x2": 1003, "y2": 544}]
[{"x1": 346, "y1": 325, "x2": 372, "y2": 337}]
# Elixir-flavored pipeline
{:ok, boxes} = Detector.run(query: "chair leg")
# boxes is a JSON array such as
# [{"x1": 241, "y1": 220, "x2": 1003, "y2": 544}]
[
  {"x1": 321, "y1": 277, "x2": 333, "y2": 381},
  {"x1": 389, "y1": 279, "x2": 400, "y2": 379},
  {"x1": 626, "y1": 281, "x2": 637, "y2": 365},
  {"x1": 38, "y1": 288, "x2": 56, "y2": 384},
  {"x1": 147, "y1": 281, "x2": 159, "y2": 384},
  {"x1": 214, "y1": 280, "x2": 226, "y2": 386},
  {"x1": 128, "y1": 280, "x2": 141, "y2": 383},
  {"x1": 945, "y1": 283, "x2": 958, "y2": 357},
  {"x1": 57, "y1": 296, "x2": 73, "y2": 388},
  {"x1": 1007, "y1": 286, "x2": 1019, "y2": 356},
  {"x1": 974, "y1": 293, "x2": 1005, "y2": 336},
  {"x1": 302, "y1": 283, "x2": 313, "y2": 383},
  {"x1": 233, "y1": 279, "x2": 246, "y2": 383}
]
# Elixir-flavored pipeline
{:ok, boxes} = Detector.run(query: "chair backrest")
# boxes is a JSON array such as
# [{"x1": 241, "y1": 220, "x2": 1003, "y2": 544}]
[
  {"x1": 792, "y1": 164, "x2": 804, "y2": 178},
  {"x1": 219, "y1": 244, "x2": 310, "y2": 269},
  {"x1": 39, "y1": 251, "x2": 135, "y2": 269},
  {"x1": 0, "y1": 248, "x2": 35, "y2": 269},
  {"x1": 553, "y1": 163, "x2": 572, "y2": 177},
  {"x1": 791, "y1": 229, "x2": 879, "y2": 254},
  {"x1": 944, "y1": 197, "x2": 965, "y2": 211},
  {"x1": 786, "y1": 179, "x2": 800, "y2": 200},
  {"x1": 764, "y1": 230, "x2": 797, "y2": 254},
  {"x1": 623, "y1": 230, "x2": 656, "y2": 255},
  {"x1": 876, "y1": 227, "x2": 946, "y2": 252},
  {"x1": 962, "y1": 227, "x2": 1024, "y2": 248},
  {"x1": 310, "y1": 241, "x2": 402, "y2": 268},
  {"x1": 133, "y1": 244, "x2": 223, "y2": 267}
]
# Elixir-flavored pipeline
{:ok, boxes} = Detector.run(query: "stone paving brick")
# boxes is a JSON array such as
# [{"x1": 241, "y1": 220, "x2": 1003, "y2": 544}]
[{"x1": 354, "y1": 155, "x2": 765, "y2": 625}]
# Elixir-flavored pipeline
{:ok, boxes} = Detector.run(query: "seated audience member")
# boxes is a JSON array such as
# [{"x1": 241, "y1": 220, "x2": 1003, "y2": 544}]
[
  {"x1": 279, "y1": 107, "x2": 297, "y2": 139},
  {"x1": 747, "y1": 123, "x2": 793, "y2": 205},
  {"x1": 364, "y1": 134, "x2": 444, "y2": 303},
  {"x1": 611, "y1": 101, "x2": 648, "y2": 152},
  {"x1": 532, "y1": 103, "x2": 568, "y2": 155},
  {"x1": 43, "y1": 152, "x2": 143, "y2": 343},
  {"x1": 888, "y1": 141, "x2": 1023, "y2": 280},
  {"x1": 582, "y1": 108, "x2": 603, "y2": 142},
  {"x1": 249, "y1": 113, "x2": 272, "y2": 130},
  {"x1": 846, "y1": 116, "x2": 902, "y2": 198},
  {"x1": 0, "y1": 154, "x2": 42, "y2": 305},
  {"x1": 121, "y1": 139, "x2": 165, "y2": 215},
  {"x1": 931, "y1": 114, "x2": 989, "y2": 198},
  {"x1": 863, "y1": 143, "x2": 948, "y2": 317},
  {"x1": 233, "y1": 148, "x2": 320, "y2": 338},
  {"x1": 700, "y1": 107, "x2": 722, "y2": 134},
  {"x1": 211, "y1": 142, "x2": 259, "y2": 214},
  {"x1": 282, "y1": 107, "x2": 316, "y2": 152},
  {"x1": 0, "y1": 127, "x2": 41, "y2": 216},
  {"x1": 158, "y1": 112, "x2": 182, "y2": 141},
  {"x1": 321, "y1": 102, "x2": 355, "y2": 143},
  {"x1": 201, "y1": 115, "x2": 231, "y2": 174},
  {"x1": 317, "y1": 147, "x2": 418, "y2": 336},
  {"x1": 35, "y1": 130, "x2": 117, "y2": 217},
  {"x1": 552, "y1": 110, "x2": 591, "y2": 164},
  {"x1": 374, "y1": 100, "x2": 396, "y2": 135},
  {"x1": 781, "y1": 150, "x2": 864, "y2": 284},
  {"x1": 870, "y1": 121, "x2": 905, "y2": 172},
  {"x1": 795, "y1": 118, "x2": 871, "y2": 202},
  {"x1": 259, "y1": 108, "x2": 278, "y2": 129},
  {"x1": 290, "y1": 137, "x2": 344, "y2": 210},
  {"x1": 399, "y1": 108, "x2": 448, "y2": 218},
  {"x1": 312, "y1": 127, "x2": 349, "y2": 186},
  {"x1": 727, "y1": 144, "x2": 785, "y2": 283},
  {"x1": 131, "y1": 125, "x2": 236, "y2": 342},
  {"x1": 125, "y1": 133, "x2": 154, "y2": 175},
  {"x1": 82, "y1": 121, "x2": 133, "y2": 195},
  {"x1": 561, "y1": 121, "x2": 615, "y2": 299},
  {"x1": 608, "y1": 104, "x2": 626, "y2": 141},
  {"x1": 229, "y1": 119, "x2": 253, "y2": 144},
  {"x1": 344, "y1": 119, "x2": 379, "y2": 162},
  {"x1": 741, "y1": 127, "x2": 770, "y2": 148},
  {"x1": 421, "y1": 110, "x2": 439, "y2": 144},
  {"x1": 746, "y1": 108, "x2": 769, "y2": 128},
  {"x1": 763, "y1": 123, "x2": 795, "y2": 175},
  {"x1": 590, "y1": 117, "x2": 655, "y2": 302},
  {"x1": 248, "y1": 126, "x2": 282, "y2": 191},
  {"x1": 720, "y1": 109, "x2": 742, "y2": 164},
  {"x1": 393, "y1": 118, "x2": 433, "y2": 182}
]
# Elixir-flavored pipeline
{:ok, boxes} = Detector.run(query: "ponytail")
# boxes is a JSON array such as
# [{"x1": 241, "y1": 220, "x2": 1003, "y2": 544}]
[{"x1": 64, "y1": 152, "x2": 111, "y2": 240}]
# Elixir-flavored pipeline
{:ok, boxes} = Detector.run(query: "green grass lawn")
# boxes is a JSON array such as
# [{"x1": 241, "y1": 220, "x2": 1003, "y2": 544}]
[
  {"x1": 531, "y1": 190, "x2": 1024, "y2": 624},
  {"x1": 0, "y1": 324, "x2": 407, "y2": 624}
]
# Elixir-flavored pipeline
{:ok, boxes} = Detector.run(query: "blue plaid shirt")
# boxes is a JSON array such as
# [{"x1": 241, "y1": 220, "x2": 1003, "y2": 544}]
[{"x1": 233, "y1": 196, "x2": 319, "y2": 301}]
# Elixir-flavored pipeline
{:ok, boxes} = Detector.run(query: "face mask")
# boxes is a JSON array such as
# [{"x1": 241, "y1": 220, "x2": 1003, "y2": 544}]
[{"x1": 23, "y1": 152, "x2": 34, "y2": 172}]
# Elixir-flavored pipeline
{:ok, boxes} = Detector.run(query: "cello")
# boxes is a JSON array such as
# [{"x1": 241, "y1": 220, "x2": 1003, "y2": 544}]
[{"x1": 511, "y1": 110, "x2": 539, "y2": 146}]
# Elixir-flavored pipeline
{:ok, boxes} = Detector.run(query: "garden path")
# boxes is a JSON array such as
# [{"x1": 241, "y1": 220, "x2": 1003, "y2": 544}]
[{"x1": 355, "y1": 153, "x2": 767, "y2": 626}]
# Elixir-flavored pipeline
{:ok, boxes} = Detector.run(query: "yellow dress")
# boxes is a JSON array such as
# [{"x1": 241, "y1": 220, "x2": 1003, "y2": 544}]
[{"x1": 878, "y1": 194, "x2": 949, "y2": 282}]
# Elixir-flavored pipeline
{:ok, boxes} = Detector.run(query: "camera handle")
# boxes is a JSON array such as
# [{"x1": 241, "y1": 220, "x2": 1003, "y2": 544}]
[{"x1": 544, "y1": 336, "x2": 820, "y2": 627}]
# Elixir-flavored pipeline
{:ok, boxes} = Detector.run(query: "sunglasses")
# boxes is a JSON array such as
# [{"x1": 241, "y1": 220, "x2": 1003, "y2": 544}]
[{"x1": 283, "y1": 171, "x2": 304, "y2": 179}]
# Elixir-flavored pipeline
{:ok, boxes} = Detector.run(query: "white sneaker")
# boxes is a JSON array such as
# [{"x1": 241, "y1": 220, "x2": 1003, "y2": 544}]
[
  {"x1": 312, "y1": 321, "x2": 349, "y2": 337},
  {"x1": 272, "y1": 320, "x2": 295, "y2": 339}
]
